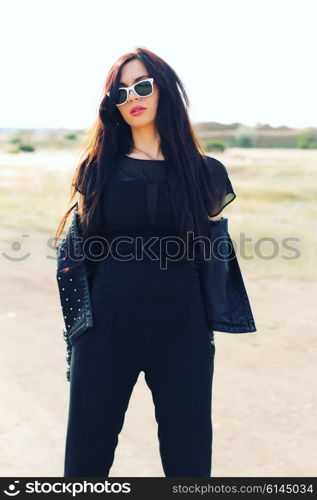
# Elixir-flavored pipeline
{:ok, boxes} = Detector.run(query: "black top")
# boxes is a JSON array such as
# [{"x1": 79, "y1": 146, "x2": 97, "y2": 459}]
[
  {"x1": 75, "y1": 154, "x2": 236, "y2": 300},
  {"x1": 102, "y1": 155, "x2": 175, "y2": 236},
  {"x1": 76, "y1": 154, "x2": 236, "y2": 217}
]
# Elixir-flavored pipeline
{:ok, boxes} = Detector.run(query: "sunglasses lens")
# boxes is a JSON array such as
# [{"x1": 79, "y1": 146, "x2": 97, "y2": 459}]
[
  {"x1": 135, "y1": 80, "x2": 153, "y2": 96},
  {"x1": 117, "y1": 88, "x2": 128, "y2": 105}
]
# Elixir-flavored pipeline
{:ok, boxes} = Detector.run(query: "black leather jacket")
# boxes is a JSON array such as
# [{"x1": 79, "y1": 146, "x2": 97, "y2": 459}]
[{"x1": 56, "y1": 208, "x2": 256, "y2": 381}]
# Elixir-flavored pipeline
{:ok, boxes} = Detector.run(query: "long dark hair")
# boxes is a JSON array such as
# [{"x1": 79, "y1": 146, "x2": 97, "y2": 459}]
[{"x1": 54, "y1": 46, "x2": 222, "y2": 276}]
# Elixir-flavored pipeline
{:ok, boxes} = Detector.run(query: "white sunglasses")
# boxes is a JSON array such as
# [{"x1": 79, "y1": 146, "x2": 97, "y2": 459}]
[{"x1": 106, "y1": 77, "x2": 154, "y2": 106}]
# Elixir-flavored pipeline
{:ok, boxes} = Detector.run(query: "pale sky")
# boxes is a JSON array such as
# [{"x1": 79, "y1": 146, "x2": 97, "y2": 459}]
[{"x1": 1, "y1": 0, "x2": 316, "y2": 129}]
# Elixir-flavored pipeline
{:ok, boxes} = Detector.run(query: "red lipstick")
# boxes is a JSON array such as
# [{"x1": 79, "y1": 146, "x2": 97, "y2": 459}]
[{"x1": 130, "y1": 106, "x2": 147, "y2": 116}]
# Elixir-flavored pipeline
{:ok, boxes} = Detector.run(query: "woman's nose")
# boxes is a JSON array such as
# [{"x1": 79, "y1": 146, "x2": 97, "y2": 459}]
[{"x1": 128, "y1": 88, "x2": 139, "y2": 100}]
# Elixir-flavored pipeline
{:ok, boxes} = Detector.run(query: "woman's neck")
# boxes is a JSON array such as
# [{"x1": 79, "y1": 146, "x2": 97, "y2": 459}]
[{"x1": 130, "y1": 125, "x2": 163, "y2": 160}]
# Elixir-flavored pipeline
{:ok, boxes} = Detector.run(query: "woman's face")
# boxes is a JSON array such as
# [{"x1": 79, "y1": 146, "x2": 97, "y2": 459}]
[{"x1": 116, "y1": 59, "x2": 159, "y2": 128}]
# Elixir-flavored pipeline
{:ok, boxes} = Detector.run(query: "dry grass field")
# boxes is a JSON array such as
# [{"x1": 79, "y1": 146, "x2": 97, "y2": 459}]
[{"x1": 0, "y1": 147, "x2": 316, "y2": 477}]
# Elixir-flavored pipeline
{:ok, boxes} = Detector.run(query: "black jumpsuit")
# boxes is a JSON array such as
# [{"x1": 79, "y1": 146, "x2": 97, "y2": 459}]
[{"x1": 64, "y1": 154, "x2": 220, "y2": 477}]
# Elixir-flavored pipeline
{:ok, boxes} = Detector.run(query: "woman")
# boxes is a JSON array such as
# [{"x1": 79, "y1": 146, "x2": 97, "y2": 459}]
[{"x1": 55, "y1": 46, "x2": 239, "y2": 478}]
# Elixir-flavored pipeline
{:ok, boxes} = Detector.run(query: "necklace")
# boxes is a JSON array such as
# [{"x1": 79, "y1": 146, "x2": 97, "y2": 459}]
[{"x1": 132, "y1": 146, "x2": 164, "y2": 161}]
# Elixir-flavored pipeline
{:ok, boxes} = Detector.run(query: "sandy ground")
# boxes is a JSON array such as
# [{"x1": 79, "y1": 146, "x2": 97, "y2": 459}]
[{"x1": 0, "y1": 225, "x2": 316, "y2": 478}]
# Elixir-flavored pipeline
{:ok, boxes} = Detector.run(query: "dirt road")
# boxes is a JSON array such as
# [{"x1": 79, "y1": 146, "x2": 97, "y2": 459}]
[{"x1": 0, "y1": 226, "x2": 316, "y2": 477}]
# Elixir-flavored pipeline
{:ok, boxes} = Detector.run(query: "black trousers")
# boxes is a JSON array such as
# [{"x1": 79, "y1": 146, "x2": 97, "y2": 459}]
[{"x1": 63, "y1": 280, "x2": 215, "y2": 477}]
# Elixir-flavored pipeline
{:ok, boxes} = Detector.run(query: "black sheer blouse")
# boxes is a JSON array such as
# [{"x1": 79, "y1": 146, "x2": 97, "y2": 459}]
[
  {"x1": 73, "y1": 154, "x2": 237, "y2": 298},
  {"x1": 74, "y1": 154, "x2": 236, "y2": 221}
]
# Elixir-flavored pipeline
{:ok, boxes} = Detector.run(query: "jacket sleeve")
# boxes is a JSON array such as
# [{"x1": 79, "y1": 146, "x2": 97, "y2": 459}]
[
  {"x1": 198, "y1": 217, "x2": 257, "y2": 334},
  {"x1": 205, "y1": 156, "x2": 237, "y2": 217}
]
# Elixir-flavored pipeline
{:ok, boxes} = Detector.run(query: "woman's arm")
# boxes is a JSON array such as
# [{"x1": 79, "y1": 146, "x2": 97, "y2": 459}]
[
  {"x1": 77, "y1": 193, "x2": 85, "y2": 213},
  {"x1": 208, "y1": 211, "x2": 223, "y2": 221}
]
